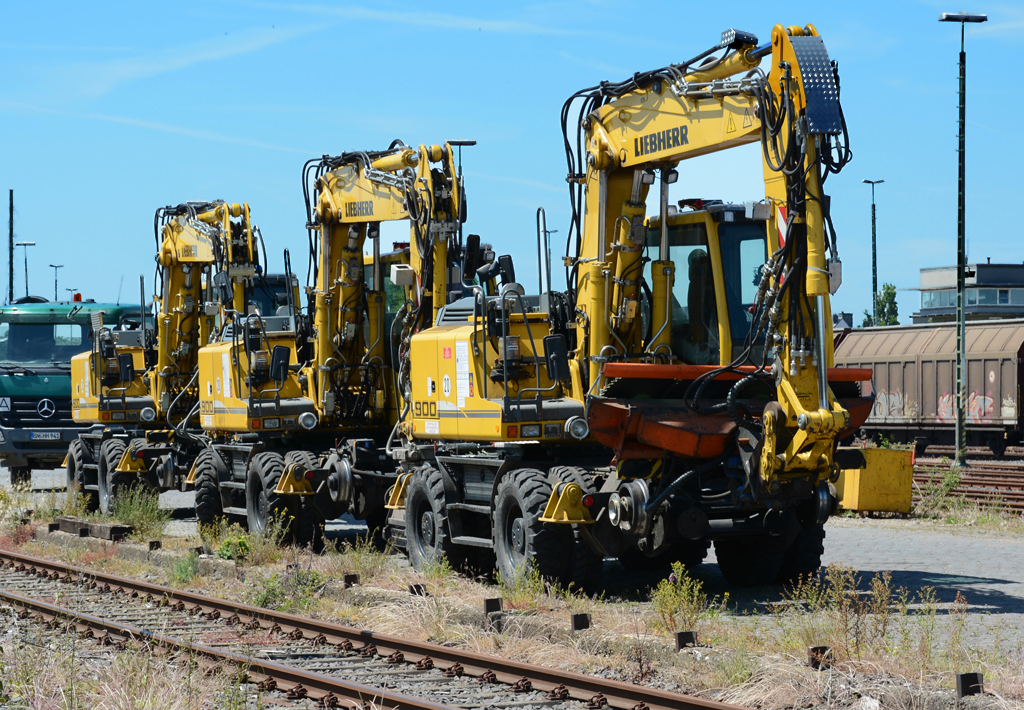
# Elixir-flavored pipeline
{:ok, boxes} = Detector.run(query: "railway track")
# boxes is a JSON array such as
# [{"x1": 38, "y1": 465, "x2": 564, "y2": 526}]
[
  {"x1": 0, "y1": 548, "x2": 742, "y2": 710},
  {"x1": 914, "y1": 451, "x2": 1024, "y2": 512}
]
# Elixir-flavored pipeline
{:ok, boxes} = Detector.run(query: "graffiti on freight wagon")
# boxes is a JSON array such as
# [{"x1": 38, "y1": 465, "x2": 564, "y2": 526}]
[
  {"x1": 869, "y1": 390, "x2": 918, "y2": 421},
  {"x1": 936, "y1": 391, "x2": 994, "y2": 424}
]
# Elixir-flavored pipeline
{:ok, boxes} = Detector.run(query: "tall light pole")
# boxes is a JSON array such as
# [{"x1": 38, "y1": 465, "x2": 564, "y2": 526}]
[
  {"x1": 14, "y1": 241, "x2": 34, "y2": 300},
  {"x1": 862, "y1": 180, "x2": 884, "y2": 324},
  {"x1": 48, "y1": 264, "x2": 63, "y2": 302},
  {"x1": 940, "y1": 11, "x2": 987, "y2": 466}
]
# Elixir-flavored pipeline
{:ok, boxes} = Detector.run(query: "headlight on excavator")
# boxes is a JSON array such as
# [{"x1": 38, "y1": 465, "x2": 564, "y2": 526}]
[
  {"x1": 252, "y1": 350, "x2": 270, "y2": 373},
  {"x1": 298, "y1": 412, "x2": 318, "y2": 430},
  {"x1": 140, "y1": 407, "x2": 156, "y2": 422},
  {"x1": 565, "y1": 416, "x2": 589, "y2": 440}
]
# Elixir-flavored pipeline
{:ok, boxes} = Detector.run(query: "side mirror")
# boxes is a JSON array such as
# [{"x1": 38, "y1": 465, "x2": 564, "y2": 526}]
[
  {"x1": 543, "y1": 334, "x2": 571, "y2": 383},
  {"x1": 117, "y1": 353, "x2": 135, "y2": 383},
  {"x1": 269, "y1": 345, "x2": 290, "y2": 382},
  {"x1": 497, "y1": 255, "x2": 515, "y2": 285},
  {"x1": 464, "y1": 234, "x2": 481, "y2": 279},
  {"x1": 213, "y1": 271, "x2": 233, "y2": 307}
]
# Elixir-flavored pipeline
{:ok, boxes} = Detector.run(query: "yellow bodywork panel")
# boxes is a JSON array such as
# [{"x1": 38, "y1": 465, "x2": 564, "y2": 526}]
[
  {"x1": 197, "y1": 333, "x2": 306, "y2": 432},
  {"x1": 61, "y1": 453, "x2": 69, "y2": 468},
  {"x1": 540, "y1": 481, "x2": 594, "y2": 524},
  {"x1": 385, "y1": 472, "x2": 412, "y2": 510},
  {"x1": 70, "y1": 347, "x2": 150, "y2": 424},
  {"x1": 408, "y1": 314, "x2": 576, "y2": 442},
  {"x1": 836, "y1": 448, "x2": 913, "y2": 514}
]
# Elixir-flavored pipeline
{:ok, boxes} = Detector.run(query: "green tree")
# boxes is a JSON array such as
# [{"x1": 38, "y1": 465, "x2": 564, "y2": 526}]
[{"x1": 861, "y1": 283, "x2": 899, "y2": 327}]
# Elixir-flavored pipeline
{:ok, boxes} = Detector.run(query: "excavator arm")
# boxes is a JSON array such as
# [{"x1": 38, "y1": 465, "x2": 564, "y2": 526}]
[
  {"x1": 150, "y1": 201, "x2": 258, "y2": 422},
  {"x1": 300, "y1": 140, "x2": 468, "y2": 428},
  {"x1": 568, "y1": 24, "x2": 854, "y2": 494}
]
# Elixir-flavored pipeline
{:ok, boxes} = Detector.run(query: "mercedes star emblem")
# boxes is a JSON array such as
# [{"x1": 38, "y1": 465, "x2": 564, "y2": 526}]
[{"x1": 37, "y1": 399, "x2": 56, "y2": 419}]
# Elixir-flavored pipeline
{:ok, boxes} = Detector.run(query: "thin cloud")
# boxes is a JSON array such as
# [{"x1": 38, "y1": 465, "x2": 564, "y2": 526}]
[
  {"x1": 0, "y1": 101, "x2": 313, "y2": 154},
  {"x1": 56, "y1": 25, "x2": 314, "y2": 100},
  {"x1": 239, "y1": 2, "x2": 582, "y2": 36}
]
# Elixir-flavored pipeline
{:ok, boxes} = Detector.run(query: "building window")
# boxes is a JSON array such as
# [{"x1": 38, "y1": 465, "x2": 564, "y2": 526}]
[
  {"x1": 1012, "y1": 289, "x2": 1024, "y2": 306},
  {"x1": 967, "y1": 288, "x2": 978, "y2": 305},
  {"x1": 999, "y1": 289, "x2": 1010, "y2": 305},
  {"x1": 978, "y1": 288, "x2": 997, "y2": 305}
]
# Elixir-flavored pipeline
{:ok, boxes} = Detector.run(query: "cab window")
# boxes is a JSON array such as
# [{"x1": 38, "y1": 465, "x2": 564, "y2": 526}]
[
  {"x1": 717, "y1": 222, "x2": 768, "y2": 346},
  {"x1": 645, "y1": 222, "x2": 719, "y2": 365}
]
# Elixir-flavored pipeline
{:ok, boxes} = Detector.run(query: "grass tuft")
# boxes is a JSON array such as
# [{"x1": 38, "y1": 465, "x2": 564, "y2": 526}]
[{"x1": 112, "y1": 485, "x2": 171, "y2": 540}]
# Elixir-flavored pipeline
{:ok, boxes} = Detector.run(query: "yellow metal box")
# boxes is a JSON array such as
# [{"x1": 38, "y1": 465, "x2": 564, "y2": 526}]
[{"x1": 836, "y1": 448, "x2": 913, "y2": 514}]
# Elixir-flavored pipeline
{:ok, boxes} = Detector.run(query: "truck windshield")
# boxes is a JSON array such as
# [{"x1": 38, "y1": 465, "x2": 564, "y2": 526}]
[
  {"x1": 718, "y1": 222, "x2": 768, "y2": 346},
  {"x1": 0, "y1": 320, "x2": 89, "y2": 364}
]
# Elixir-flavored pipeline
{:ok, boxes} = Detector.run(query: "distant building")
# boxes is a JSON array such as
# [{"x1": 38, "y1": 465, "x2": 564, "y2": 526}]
[
  {"x1": 912, "y1": 260, "x2": 1024, "y2": 324},
  {"x1": 833, "y1": 312, "x2": 854, "y2": 330}
]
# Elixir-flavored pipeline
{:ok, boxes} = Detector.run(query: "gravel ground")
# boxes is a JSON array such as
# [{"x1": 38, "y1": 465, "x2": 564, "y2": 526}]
[{"x1": 7, "y1": 466, "x2": 1023, "y2": 642}]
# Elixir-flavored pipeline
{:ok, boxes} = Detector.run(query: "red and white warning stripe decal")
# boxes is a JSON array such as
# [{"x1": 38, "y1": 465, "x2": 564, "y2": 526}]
[{"x1": 776, "y1": 204, "x2": 788, "y2": 248}]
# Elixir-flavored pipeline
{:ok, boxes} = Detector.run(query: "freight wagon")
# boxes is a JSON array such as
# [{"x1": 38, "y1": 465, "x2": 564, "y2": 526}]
[{"x1": 833, "y1": 320, "x2": 1024, "y2": 455}]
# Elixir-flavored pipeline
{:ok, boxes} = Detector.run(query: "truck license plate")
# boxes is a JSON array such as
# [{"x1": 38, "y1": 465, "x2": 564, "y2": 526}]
[{"x1": 29, "y1": 432, "x2": 60, "y2": 441}]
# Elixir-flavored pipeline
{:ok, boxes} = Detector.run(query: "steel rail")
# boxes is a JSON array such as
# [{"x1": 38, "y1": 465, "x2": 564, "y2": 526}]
[
  {"x1": 0, "y1": 587, "x2": 452, "y2": 710},
  {"x1": 0, "y1": 548, "x2": 745, "y2": 710}
]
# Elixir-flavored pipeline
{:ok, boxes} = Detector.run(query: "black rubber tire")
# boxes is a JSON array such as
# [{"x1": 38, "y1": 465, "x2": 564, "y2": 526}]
[
  {"x1": 714, "y1": 535, "x2": 785, "y2": 587},
  {"x1": 194, "y1": 449, "x2": 224, "y2": 527},
  {"x1": 9, "y1": 467, "x2": 31, "y2": 487},
  {"x1": 404, "y1": 466, "x2": 461, "y2": 571},
  {"x1": 246, "y1": 451, "x2": 292, "y2": 538},
  {"x1": 65, "y1": 439, "x2": 98, "y2": 512},
  {"x1": 549, "y1": 465, "x2": 603, "y2": 591},
  {"x1": 776, "y1": 522, "x2": 825, "y2": 584},
  {"x1": 493, "y1": 468, "x2": 564, "y2": 585},
  {"x1": 284, "y1": 450, "x2": 324, "y2": 552},
  {"x1": 97, "y1": 439, "x2": 128, "y2": 516}
]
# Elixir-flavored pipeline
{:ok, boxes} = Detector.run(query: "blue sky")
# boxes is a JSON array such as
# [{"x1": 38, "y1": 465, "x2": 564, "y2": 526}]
[{"x1": 1, "y1": 1, "x2": 1021, "y2": 323}]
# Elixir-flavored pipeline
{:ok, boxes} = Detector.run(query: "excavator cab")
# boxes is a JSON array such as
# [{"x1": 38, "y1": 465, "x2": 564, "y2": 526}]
[{"x1": 645, "y1": 201, "x2": 769, "y2": 365}]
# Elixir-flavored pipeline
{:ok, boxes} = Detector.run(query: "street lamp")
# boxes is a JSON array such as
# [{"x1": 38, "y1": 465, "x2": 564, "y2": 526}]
[
  {"x1": 14, "y1": 241, "x2": 35, "y2": 299},
  {"x1": 862, "y1": 180, "x2": 884, "y2": 324},
  {"x1": 940, "y1": 11, "x2": 987, "y2": 466},
  {"x1": 48, "y1": 264, "x2": 63, "y2": 302}
]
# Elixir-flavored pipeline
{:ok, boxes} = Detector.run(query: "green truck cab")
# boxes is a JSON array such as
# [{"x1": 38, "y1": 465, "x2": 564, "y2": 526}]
[{"x1": 0, "y1": 297, "x2": 142, "y2": 484}]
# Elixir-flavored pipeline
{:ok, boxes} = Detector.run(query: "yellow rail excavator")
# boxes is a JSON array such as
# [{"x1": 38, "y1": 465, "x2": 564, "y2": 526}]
[
  {"x1": 66, "y1": 201, "x2": 291, "y2": 514},
  {"x1": 386, "y1": 24, "x2": 880, "y2": 587},
  {"x1": 193, "y1": 140, "x2": 482, "y2": 547}
]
